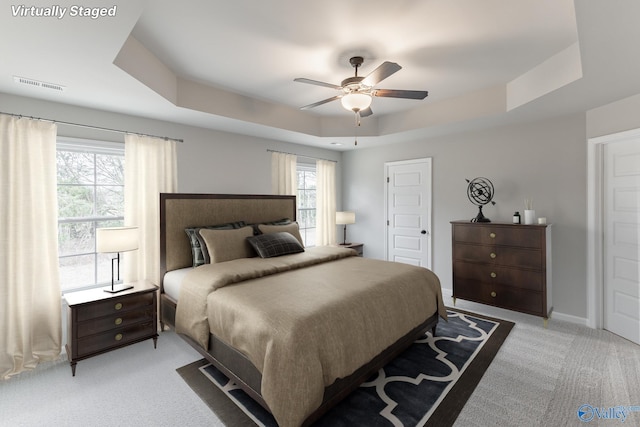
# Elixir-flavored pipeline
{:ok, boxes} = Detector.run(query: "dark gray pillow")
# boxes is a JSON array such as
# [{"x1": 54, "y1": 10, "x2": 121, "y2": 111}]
[
  {"x1": 247, "y1": 232, "x2": 304, "y2": 258},
  {"x1": 185, "y1": 221, "x2": 246, "y2": 267}
]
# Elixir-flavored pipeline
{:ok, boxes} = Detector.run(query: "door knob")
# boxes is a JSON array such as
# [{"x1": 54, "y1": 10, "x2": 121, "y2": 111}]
[{"x1": 421, "y1": 230, "x2": 427, "y2": 235}]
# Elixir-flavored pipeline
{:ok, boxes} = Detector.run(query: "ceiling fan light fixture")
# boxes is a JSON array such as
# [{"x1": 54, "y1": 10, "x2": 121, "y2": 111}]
[{"x1": 341, "y1": 92, "x2": 372, "y2": 112}]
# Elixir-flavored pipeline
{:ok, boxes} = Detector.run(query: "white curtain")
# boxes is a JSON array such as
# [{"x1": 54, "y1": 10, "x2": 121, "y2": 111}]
[
  {"x1": 123, "y1": 134, "x2": 177, "y2": 286},
  {"x1": 316, "y1": 159, "x2": 336, "y2": 246},
  {"x1": 271, "y1": 152, "x2": 297, "y2": 195},
  {"x1": 0, "y1": 114, "x2": 61, "y2": 379}
]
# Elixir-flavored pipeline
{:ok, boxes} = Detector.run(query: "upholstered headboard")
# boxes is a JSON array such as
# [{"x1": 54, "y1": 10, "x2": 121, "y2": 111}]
[{"x1": 159, "y1": 193, "x2": 296, "y2": 288}]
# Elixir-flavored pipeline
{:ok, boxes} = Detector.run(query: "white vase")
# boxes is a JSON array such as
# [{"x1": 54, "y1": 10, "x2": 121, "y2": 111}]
[{"x1": 524, "y1": 209, "x2": 535, "y2": 225}]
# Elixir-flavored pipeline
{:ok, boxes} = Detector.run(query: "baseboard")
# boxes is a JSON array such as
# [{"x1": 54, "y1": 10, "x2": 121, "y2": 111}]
[{"x1": 551, "y1": 311, "x2": 588, "y2": 326}]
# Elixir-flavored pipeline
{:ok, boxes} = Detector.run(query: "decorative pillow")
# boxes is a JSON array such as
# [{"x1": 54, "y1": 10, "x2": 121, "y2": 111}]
[
  {"x1": 247, "y1": 232, "x2": 305, "y2": 258},
  {"x1": 198, "y1": 226, "x2": 255, "y2": 264},
  {"x1": 185, "y1": 221, "x2": 246, "y2": 267},
  {"x1": 249, "y1": 218, "x2": 292, "y2": 235},
  {"x1": 258, "y1": 222, "x2": 304, "y2": 246}
]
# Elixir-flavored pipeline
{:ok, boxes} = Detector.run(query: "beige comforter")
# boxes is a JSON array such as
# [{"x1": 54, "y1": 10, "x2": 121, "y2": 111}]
[{"x1": 175, "y1": 246, "x2": 446, "y2": 427}]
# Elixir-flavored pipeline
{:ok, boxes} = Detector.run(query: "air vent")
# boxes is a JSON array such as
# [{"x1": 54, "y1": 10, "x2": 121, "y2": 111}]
[{"x1": 14, "y1": 76, "x2": 65, "y2": 92}]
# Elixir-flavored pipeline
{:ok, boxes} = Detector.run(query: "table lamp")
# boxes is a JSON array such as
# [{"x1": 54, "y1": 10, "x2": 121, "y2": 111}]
[
  {"x1": 335, "y1": 211, "x2": 356, "y2": 245},
  {"x1": 96, "y1": 226, "x2": 139, "y2": 293}
]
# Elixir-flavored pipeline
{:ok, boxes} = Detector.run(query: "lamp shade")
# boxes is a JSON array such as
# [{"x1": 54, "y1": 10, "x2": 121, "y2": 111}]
[
  {"x1": 96, "y1": 226, "x2": 139, "y2": 253},
  {"x1": 340, "y1": 93, "x2": 372, "y2": 112},
  {"x1": 336, "y1": 211, "x2": 356, "y2": 225}
]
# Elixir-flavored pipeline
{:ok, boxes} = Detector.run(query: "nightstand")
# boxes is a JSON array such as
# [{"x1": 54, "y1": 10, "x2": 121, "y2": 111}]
[
  {"x1": 340, "y1": 242, "x2": 364, "y2": 257},
  {"x1": 63, "y1": 280, "x2": 158, "y2": 376}
]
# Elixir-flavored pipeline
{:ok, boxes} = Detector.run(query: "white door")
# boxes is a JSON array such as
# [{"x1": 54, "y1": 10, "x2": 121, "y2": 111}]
[
  {"x1": 604, "y1": 138, "x2": 640, "y2": 344},
  {"x1": 385, "y1": 158, "x2": 432, "y2": 268}
]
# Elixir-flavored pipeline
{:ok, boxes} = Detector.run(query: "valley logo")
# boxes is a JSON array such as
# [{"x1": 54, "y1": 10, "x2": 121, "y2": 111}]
[
  {"x1": 578, "y1": 404, "x2": 640, "y2": 423},
  {"x1": 11, "y1": 5, "x2": 117, "y2": 19}
]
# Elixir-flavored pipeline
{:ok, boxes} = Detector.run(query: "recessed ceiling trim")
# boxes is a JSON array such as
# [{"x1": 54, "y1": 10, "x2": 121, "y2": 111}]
[{"x1": 507, "y1": 42, "x2": 583, "y2": 110}]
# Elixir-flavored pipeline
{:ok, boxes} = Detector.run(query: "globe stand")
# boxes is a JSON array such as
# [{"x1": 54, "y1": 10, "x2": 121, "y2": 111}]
[
  {"x1": 466, "y1": 177, "x2": 495, "y2": 223},
  {"x1": 471, "y1": 205, "x2": 491, "y2": 223}
]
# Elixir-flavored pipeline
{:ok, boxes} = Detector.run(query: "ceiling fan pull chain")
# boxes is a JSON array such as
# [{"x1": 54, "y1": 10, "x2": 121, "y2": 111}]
[{"x1": 354, "y1": 112, "x2": 360, "y2": 145}]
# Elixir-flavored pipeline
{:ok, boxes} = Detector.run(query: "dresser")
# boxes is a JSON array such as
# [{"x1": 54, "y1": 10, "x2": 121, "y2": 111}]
[
  {"x1": 64, "y1": 280, "x2": 158, "y2": 376},
  {"x1": 451, "y1": 221, "x2": 552, "y2": 322}
]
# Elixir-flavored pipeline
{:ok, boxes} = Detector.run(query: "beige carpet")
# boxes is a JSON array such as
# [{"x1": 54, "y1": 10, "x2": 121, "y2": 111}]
[{"x1": 449, "y1": 297, "x2": 640, "y2": 426}]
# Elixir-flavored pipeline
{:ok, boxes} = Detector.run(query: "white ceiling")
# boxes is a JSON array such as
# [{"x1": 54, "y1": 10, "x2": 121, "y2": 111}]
[{"x1": 2, "y1": 0, "x2": 640, "y2": 150}]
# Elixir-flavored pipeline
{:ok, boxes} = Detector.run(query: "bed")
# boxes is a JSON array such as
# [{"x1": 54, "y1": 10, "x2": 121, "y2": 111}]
[{"x1": 159, "y1": 193, "x2": 446, "y2": 427}]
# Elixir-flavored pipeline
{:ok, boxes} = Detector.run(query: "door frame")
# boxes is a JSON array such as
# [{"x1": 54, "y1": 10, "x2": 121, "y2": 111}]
[
  {"x1": 384, "y1": 158, "x2": 433, "y2": 268},
  {"x1": 587, "y1": 127, "x2": 640, "y2": 329}
]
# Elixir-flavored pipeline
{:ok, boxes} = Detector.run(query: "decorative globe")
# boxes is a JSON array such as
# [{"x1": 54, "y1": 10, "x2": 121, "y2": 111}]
[{"x1": 466, "y1": 177, "x2": 495, "y2": 222}]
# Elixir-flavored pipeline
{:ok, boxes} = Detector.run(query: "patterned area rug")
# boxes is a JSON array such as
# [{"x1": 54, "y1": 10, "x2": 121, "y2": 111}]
[{"x1": 177, "y1": 308, "x2": 514, "y2": 427}]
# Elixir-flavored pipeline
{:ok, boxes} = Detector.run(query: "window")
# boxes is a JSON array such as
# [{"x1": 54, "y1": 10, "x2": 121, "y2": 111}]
[
  {"x1": 297, "y1": 162, "x2": 316, "y2": 247},
  {"x1": 57, "y1": 138, "x2": 125, "y2": 291}
]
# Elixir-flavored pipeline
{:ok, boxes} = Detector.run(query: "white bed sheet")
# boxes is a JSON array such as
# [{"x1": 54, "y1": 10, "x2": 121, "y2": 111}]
[{"x1": 163, "y1": 267, "x2": 193, "y2": 301}]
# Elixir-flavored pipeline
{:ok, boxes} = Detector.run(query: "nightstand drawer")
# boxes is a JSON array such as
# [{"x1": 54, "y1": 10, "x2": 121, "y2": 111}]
[
  {"x1": 76, "y1": 321, "x2": 156, "y2": 358},
  {"x1": 76, "y1": 308, "x2": 155, "y2": 338},
  {"x1": 76, "y1": 292, "x2": 154, "y2": 322}
]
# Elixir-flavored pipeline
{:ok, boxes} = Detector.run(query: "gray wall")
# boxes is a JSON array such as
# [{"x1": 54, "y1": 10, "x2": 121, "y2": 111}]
[{"x1": 342, "y1": 113, "x2": 588, "y2": 319}]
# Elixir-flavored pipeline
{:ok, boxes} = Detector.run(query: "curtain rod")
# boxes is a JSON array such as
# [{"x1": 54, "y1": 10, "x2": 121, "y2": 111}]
[
  {"x1": 0, "y1": 111, "x2": 184, "y2": 143},
  {"x1": 267, "y1": 149, "x2": 337, "y2": 163}
]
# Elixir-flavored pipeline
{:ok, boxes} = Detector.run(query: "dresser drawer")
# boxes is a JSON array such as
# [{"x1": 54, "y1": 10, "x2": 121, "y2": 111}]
[
  {"x1": 76, "y1": 292, "x2": 154, "y2": 322},
  {"x1": 76, "y1": 308, "x2": 155, "y2": 338},
  {"x1": 453, "y1": 243, "x2": 543, "y2": 269},
  {"x1": 453, "y1": 224, "x2": 543, "y2": 249},
  {"x1": 453, "y1": 279, "x2": 544, "y2": 316},
  {"x1": 453, "y1": 261, "x2": 543, "y2": 291},
  {"x1": 75, "y1": 321, "x2": 156, "y2": 358}
]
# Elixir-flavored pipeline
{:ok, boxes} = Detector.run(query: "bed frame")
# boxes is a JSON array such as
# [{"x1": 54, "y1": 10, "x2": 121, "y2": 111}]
[{"x1": 159, "y1": 193, "x2": 439, "y2": 425}]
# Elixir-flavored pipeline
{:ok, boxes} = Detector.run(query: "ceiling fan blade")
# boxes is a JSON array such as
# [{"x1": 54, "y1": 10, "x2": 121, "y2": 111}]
[
  {"x1": 361, "y1": 61, "x2": 402, "y2": 86},
  {"x1": 373, "y1": 89, "x2": 428, "y2": 99},
  {"x1": 359, "y1": 107, "x2": 373, "y2": 117},
  {"x1": 294, "y1": 78, "x2": 342, "y2": 90},
  {"x1": 300, "y1": 95, "x2": 342, "y2": 110}
]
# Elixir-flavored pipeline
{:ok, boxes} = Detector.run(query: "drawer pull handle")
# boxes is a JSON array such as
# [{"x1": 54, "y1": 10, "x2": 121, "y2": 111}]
[
  {"x1": 490, "y1": 272, "x2": 497, "y2": 278},
  {"x1": 489, "y1": 232, "x2": 496, "y2": 239},
  {"x1": 490, "y1": 252, "x2": 496, "y2": 259},
  {"x1": 490, "y1": 291, "x2": 497, "y2": 298},
  {"x1": 115, "y1": 333, "x2": 123, "y2": 341},
  {"x1": 114, "y1": 302, "x2": 123, "y2": 310},
  {"x1": 115, "y1": 318, "x2": 123, "y2": 326}
]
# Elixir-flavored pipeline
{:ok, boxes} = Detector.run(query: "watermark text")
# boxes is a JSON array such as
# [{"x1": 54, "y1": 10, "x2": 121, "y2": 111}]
[
  {"x1": 578, "y1": 404, "x2": 640, "y2": 423},
  {"x1": 11, "y1": 5, "x2": 117, "y2": 19}
]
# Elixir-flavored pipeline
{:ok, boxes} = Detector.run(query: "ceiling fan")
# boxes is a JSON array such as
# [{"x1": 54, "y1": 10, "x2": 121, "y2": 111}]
[{"x1": 294, "y1": 56, "x2": 428, "y2": 119}]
